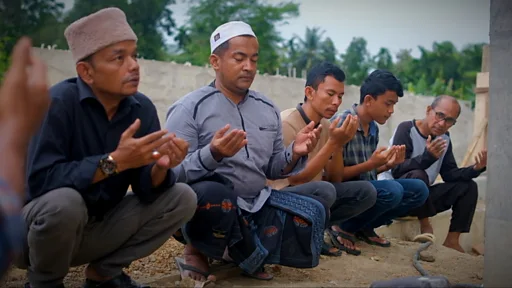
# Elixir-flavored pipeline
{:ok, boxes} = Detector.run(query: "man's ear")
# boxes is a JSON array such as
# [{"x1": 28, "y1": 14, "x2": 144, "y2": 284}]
[
  {"x1": 305, "y1": 86, "x2": 315, "y2": 102},
  {"x1": 363, "y1": 94, "x2": 373, "y2": 106},
  {"x1": 76, "y1": 62, "x2": 94, "y2": 85},
  {"x1": 426, "y1": 105, "x2": 433, "y2": 115},
  {"x1": 209, "y1": 54, "x2": 221, "y2": 70}
]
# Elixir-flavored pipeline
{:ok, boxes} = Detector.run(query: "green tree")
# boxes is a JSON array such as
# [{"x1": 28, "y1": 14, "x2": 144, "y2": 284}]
[
  {"x1": 321, "y1": 37, "x2": 337, "y2": 64},
  {"x1": 0, "y1": 0, "x2": 64, "y2": 77},
  {"x1": 405, "y1": 41, "x2": 483, "y2": 103},
  {"x1": 61, "y1": 0, "x2": 177, "y2": 60},
  {"x1": 393, "y1": 49, "x2": 416, "y2": 84},
  {"x1": 372, "y1": 47, "x2": 394, "y2": 71},
  {"x1": 293, "y1": 27, "x2": 328, "y2": 73},
  {"x1": 340, "y1": 37, "x2": 372, "y2": 85},
  {"x1": 173, "y1": 0, "x2": 299, "y2": 74}
]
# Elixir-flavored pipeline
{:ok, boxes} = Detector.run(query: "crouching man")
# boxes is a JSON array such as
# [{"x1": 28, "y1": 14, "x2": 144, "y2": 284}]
[
  {"x1": 383, "y1": 95, "x2": 486, "y2": 252},
  {"x1": 166, "y1": 21, "x2": 334, "y2": 283},
  {"x1": 15, "y1": 8, "x2": 197, "y2": 288}
]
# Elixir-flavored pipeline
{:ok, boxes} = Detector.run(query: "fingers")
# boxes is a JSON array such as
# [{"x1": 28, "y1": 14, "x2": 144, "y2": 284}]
[
  {"x1": 340, "y1": 114, "x2": 351, "y2": 130},
  {"x1": 139, "y1": 129, "x2": 169, "y2": 145},
  {"x1": 429, "y1": 137, "x2": 447, "y2": 155},
  {"x1": 313, "y1": 124, "x2": 322, "y2": 138},
  {"x1": 147, "y1": 134, "x2": 174, "y2": 152},
  {"x1": 224, "y1": 130, "x2": 246, "y2": 151},
  {"x1": 383, "y1": 147, "x2": 395, "y2": 159},
  {"x1": 375, "y1": 146, "x2": 388, "y2": 154},
  {"x1": 305, "y1": 138, "x2": 313, "y2": 151},
  {"x1": 330, "y1": 117, "x2": 340, "y2": 130},
  {"x1": 172, "y1": 137, "x2": 189, "y2": 152},
  {"x1": 219, "y1": 129, "x2": 246, "y2": 147},
  {"x1": 302, "y1": 121, "x2": 315, "y2": 133},
  {"x1": 156, "y1": 154, "x2": 171, "y2": 168},
  {"x1": 168, "y1": 138, "x2": 186, "y2": 160},
  {"x1": 121, "y1": 119, "x2": 142, "y2": 139},
  {"x1": 347, "y1": 116, "x2": 359, "y2": 136},
  {"x1": 214, "y1": 124, "x2": 231, "y2": 139},
  {"x1": 27, "y1": 52, "x2": 49, "y2": 92},
  {"x1": 426, "y1": 135, "x2": 431, "y2": 145}
]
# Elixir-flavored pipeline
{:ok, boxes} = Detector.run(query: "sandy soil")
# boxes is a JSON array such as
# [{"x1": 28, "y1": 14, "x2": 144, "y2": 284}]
[{"x1": 2, "y1": 238, "x2": 483, "y2": 287}]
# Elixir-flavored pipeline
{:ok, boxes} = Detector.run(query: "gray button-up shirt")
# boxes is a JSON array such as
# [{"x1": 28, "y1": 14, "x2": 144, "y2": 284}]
[{"x1": 166, "y1": 82, "x2": 306, "y2": 212}]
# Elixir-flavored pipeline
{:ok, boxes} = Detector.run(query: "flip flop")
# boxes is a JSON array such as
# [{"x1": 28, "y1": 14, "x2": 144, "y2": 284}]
[
  {"x1": 413, "y1": 233, "x2": 436, "y2": 243},
  {"x1": 321, "y1": 241, "x2": 343, "y2": 256},
  {"x1": 175, "y1": 256, "x2": 212, "y2": 285},
  {"x1": 355, "y1": 230, "x2": 391, "y2": 248},
  {"x1": 241, "y1": 266, "x2": 274, "y2": 281},
  {"x1": 326, "y1": 229, "x2": 361, "y2": 256}
]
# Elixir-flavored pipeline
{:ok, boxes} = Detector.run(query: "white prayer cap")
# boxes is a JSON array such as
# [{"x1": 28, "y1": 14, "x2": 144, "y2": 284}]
[{"x1": 210, "y1": 21, "x2": 257, "y2": 54}]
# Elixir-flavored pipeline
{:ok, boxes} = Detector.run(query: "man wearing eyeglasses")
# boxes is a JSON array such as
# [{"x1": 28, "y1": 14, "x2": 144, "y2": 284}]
[{"x1": 380, "y1": 95, "x2": 487, "y2": 253}]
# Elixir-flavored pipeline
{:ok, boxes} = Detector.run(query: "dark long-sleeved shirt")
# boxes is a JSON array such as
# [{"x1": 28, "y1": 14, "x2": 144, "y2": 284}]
[
  {"x1": 384, "y1": 120, "x2": 485, "y2": 185},
  {"x1": 26, "y1": 77, "x2": 176, "y2": 218}
]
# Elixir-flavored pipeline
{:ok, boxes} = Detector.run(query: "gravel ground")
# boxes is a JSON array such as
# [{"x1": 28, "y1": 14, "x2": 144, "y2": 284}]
[{"x1": 2, "y1": 238, "x2": 484, "y2": 287}]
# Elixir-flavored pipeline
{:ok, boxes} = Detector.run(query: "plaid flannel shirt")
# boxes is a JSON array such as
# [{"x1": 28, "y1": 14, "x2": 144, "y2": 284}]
[{"x1": 330, "y1": 104, "x2": 380, "y2": 181}]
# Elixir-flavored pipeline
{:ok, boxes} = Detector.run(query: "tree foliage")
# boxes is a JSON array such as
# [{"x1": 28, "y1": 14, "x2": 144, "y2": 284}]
[
  {"x1": 0, "y1": 0, "x2": 64, "y2": 79},
  {"x1": 171, "y1": 0, "x2": 299, "y2": 74},
  {"x1": 339, "y1": 37, "x2": 372, "y2": 86},
  {"x1": 1, "y1": 0, "x2": 485, "y2": 106},
  {"x1": 60, "y1": 0, "x2": 177, "y2": 60}
]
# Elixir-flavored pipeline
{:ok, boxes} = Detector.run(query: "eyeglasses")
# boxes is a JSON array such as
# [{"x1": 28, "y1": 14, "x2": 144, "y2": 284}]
[{"x1": 433, "y1": 110, "x2": 457, "y2": 126}]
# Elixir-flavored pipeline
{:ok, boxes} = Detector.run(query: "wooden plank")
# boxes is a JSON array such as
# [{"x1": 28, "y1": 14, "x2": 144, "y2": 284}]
[
  {"x1": 476, "y1": 72, "x2": 489, "y2": 89},
  {"x1": 462, "y1": 120, "x2": 488, "y2": 167},
  {"x1": 463, "y1": 45, "x2": 490, "y2": 168}
]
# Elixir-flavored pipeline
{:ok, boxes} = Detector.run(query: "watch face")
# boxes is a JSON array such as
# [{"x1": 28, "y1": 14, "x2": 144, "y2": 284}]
[{"x1": 101, "y1": 158, "x2": 117, "y2": 175}]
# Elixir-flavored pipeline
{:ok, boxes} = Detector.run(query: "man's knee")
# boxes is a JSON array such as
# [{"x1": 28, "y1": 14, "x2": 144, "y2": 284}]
[
  {"x1": 25, "y1": 188, "x2": 88, "y2": 231},
  {"x1": 190, "y1": 180, "x2": 238, "y2": 205},
  {"x1": 374, "y1": 180, "x2": 404, "y2": 207},
  {"x1": 14, "y1": 188, "x2": 87, "y2": 269},
  {"x1": 405, "y1": 169, "x2": 430, "y2": 186},
  {"x1": 462, "y1": 180, "x2": 479, "y2": 200},
  {"x1": 358, "y1": 181, "x2": 378, "y2": 209},
  {"x1": 161, "y1": 183, "x2": 198, "y2": 222},
  {"x1": 408, "y1": 179, "x2": 430, "y2": 205},
  {"x1": 310, "y1": 181, "x2": 337, "y2": 207}
]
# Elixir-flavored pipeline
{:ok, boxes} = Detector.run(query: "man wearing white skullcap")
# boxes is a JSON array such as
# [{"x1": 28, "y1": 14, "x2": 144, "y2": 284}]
[
  {"x1": 166, "y1": 21, "x2": 334, "y2": 283},
  {"x1": 14, "y1": 7, "x2": 197, "y2": 288}
]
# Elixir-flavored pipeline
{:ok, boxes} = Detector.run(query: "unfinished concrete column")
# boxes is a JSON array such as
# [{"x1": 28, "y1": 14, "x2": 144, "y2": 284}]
[{"x1": 485, "y1": 0, "x2": 512, "y2": 286}]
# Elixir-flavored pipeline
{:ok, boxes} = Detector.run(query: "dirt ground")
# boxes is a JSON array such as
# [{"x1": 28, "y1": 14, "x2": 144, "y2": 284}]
[{"x1": 2, "y1": 238, "x2": 483, "y2": 287}]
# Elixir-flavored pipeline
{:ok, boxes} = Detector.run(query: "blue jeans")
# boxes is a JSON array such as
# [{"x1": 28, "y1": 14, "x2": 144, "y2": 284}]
[{"x1": 340, "y1": 179, "x2": 429, "y2": 233}]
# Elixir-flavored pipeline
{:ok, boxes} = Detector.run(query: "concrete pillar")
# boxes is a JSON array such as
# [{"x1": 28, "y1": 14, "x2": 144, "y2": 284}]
[{"x1": 485, "y1": 1, "x2": 512, "y2": 286}]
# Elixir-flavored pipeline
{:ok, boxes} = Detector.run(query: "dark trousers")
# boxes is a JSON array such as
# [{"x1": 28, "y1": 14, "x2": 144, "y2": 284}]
[
  {"x1": 182, "y1": 174, "x2": 333, "y2": 262},
  {"x1": 184, "y1": 176, "x2": 241, "y2": 260},
  {"x1": 400, "y1": 170, "x2": 478, "y2": 233},
  {"x1": 329, "y1": 181, "x2": 377, "y2": 226}
]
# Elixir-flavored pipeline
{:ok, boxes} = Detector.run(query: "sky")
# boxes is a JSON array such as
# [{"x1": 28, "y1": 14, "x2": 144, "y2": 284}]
[{"x1": 61, "y1": 0, "x2": 490, "y2": 58}]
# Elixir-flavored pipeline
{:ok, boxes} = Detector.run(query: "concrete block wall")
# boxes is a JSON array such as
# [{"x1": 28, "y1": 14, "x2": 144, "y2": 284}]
[{"x1": 35, "y1": 48, "x2": 474, "y2": 163}]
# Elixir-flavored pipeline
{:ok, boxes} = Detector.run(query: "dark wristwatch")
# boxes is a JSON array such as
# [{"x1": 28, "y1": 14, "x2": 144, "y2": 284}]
[{"x1": 99, "y1": 154, "x2": 118, "y2": 176}]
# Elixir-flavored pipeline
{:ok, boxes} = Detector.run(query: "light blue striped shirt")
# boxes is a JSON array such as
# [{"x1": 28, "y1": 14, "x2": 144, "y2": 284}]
[{"x1": 166, "y1": 82, "x2": 307, "y2": 212}]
